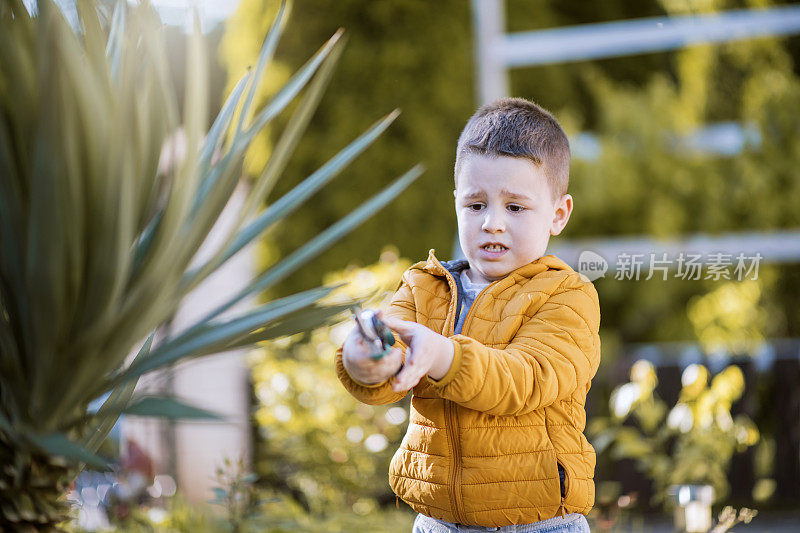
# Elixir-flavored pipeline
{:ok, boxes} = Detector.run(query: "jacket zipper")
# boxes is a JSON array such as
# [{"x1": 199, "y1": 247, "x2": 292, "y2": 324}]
[
  {"x1": 557, "y1": 459, "x2": 569, "y2": 518},
  {"x1": 445, "y1": 399, "x2": 466, "y2": 523},
  {"x1": 434, "y1": 255, "x2": 502, "y2": 524},
  {"x1": 433, "y1": 256, "x2": 469, "y2": 525}
]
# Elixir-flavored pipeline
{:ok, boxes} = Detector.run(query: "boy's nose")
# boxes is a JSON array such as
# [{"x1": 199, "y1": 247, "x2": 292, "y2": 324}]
[{"x1": 481, "y1": 212, "x2": 505, "y2": 233}]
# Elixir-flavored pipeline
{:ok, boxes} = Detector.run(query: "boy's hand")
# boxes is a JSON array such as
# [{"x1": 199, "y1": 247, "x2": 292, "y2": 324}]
[
  {"x1": 342, "y1": 326, "x2": 403, "y2": 385},
  {"x1": 379, "y1": 313, "x2": 454, "y2": 392}
]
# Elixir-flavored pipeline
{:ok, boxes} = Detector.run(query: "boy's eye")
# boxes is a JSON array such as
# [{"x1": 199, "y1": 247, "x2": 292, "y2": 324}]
[
  {"x1": 507, "y1": 204, "x2": 524, "y2": 213},
  {"x1": 467, "y1": 203, "x2": 484, "y2": 211}
]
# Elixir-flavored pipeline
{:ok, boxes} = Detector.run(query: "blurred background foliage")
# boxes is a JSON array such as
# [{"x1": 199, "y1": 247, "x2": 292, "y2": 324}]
[
  {"x1": 589, "y1": 360, "x2": 759, "y2": 506},
  {"x1": 687, "y1": 279, "x2": 769, "y2": 354},
  {"x1": 249, "y1": 248, "x2": 411, "y2": 515},
  {"x1": 209, "y1": 0, "x2": 800, "y2": 523},
  {"x1": 219, "y1": 0, "x2": 800, "y2": 352},
  {"x1": 49, "y1": 0, "x2": 800, "y2": 528}
]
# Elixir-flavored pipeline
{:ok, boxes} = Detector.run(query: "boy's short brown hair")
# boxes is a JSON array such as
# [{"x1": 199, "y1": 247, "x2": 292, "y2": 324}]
[{"x1": 454, "y1": 97, "x2": 570, "y2": 199}]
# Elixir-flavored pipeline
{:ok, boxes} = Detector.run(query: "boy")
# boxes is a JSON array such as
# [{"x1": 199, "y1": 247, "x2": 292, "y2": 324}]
[{"x1": 335, "y1": 98, "x2": 600, "y2": 532}]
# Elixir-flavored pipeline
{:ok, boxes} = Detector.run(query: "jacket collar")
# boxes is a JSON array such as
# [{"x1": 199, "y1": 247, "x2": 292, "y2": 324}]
[{"x1": 421, "y1": 249, "x2": 573, "y2": 280}]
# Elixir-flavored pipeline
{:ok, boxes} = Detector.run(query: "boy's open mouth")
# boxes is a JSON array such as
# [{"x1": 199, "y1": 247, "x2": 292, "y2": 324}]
[{"x1": 482, "y1": 244, "x2": 508, "y2": 252}]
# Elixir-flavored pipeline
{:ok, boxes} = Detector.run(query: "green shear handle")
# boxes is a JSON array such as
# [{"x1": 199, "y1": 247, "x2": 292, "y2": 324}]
[{"x1": 350, "y1": 306, "x2": 396, "y2": 360}]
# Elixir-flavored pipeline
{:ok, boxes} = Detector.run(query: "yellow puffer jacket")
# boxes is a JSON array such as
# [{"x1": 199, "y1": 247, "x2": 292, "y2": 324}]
[{"x1": 335, "y1": 250, "x2": 601, "y2": 527}]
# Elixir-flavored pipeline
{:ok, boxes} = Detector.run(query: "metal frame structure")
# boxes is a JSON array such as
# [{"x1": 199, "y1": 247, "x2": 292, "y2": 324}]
[
  {"x1": 468, "y1": 0, "x2": 800, "y2": 264},
  {"x1": 472, "y1": 1, "x2": 800, "y2": 105}
]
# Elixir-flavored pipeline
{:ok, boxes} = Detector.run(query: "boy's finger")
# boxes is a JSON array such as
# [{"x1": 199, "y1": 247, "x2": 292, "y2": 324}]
[
  {"x1": 379, "y1": 314, "x2": 415, "y2": 336},
  {"x1": 392, "y1": 374, "x2": 416, "y2": 392},
  {"x1": 397, "y1": 368, "x2": 424, "y2": 391},
  {"x1": 390, "y1": 375, "x2": 404, "y2": 392},
  {"x1": 392, "y1": 365, "x2": 412, "y2": 391},
  {"x1": 385, "y1": 348, "x2": 403, "y2": 372},
  {"x1": 399, "y1": 358, "x2": 413, "y2": 383},
  {"x1": 385, "y1": 346, "x2": 403, "y2": 362},
  {"x1": 393, "y1": 362, "x2": 425, "y2": 391},
  {"x1": 405, "y1": 345, "x2": 415, "y2": 366}
]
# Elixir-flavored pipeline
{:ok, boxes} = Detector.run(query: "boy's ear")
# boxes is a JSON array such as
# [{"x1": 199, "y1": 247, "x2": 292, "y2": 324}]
[{"x1": 550, "y1": 194, "x2": 573, "y2": 236}]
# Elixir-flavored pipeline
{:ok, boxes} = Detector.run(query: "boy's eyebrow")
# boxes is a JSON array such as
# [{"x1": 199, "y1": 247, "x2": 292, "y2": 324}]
[
  {"x1": 500, "y1": 189, "x2": 534, "y2": 201},
  {"x1": 460, "y1": 189, "x2": 534, "y2": 201},
  {"x1": 461, "y1": 191, "x2": 486, "y2": 200}
]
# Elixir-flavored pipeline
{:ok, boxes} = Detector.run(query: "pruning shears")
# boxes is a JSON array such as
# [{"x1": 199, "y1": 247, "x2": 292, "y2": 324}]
[{"x1": 350, "y1": 306, "x2": 396, "y2": 360}]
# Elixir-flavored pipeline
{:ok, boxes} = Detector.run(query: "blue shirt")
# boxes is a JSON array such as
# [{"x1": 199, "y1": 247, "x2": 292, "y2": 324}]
[{"x1": 454, "y1": 269, "x2": 490, "y2": 335}]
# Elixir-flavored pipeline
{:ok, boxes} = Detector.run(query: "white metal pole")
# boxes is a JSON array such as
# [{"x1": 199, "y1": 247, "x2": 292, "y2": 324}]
[
  {"x1": 471, "y1": 0, "x2": 509, "y2": 105},
  {"x1": 501, "y1": 5, "x2": 800, "y2": 67}
]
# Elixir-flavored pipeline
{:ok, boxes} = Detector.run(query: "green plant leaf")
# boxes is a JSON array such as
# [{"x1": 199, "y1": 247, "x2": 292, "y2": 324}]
[
  {"x1": 104, "y1": 0, "x2": 126, "y2": 81},
  {"x1": 124, "y1": 396, "x2": 224, "y2": 420},
  {"x1": 202, "y1": 164, "x2": 423, "y2": 323},
  {"x1": 83, "y1": 330, "x2": 155, "y2": 452},
  {"x1": 241, "y1": 473, "x2": 258, "y2": 483},
  {"x1": 106, "y1": 285, "x2": 339, "y2": 390},
  {"x1": 590, "y1": 431, "x2": 615, "y2": 455},
  {"x1": 75, "y1": 0, "x2": 108, "y2": 79},
  {"x1": 0, "y1": 409, "x2": 14, "y2": 435},
  {"x1": 219, "y1": 303, "x2": 351, "y2": 352},
  {"x1": 183, "y1": 109, "x2": 400, "y2": 293},
  {"x1": 29, "y1": 433, "x2": 109, "y2": 470},
  {"x1": 238, "y1": 31, "x2": 345, "y2": 224},
  {"x1": 129, "y1": 209, "x2": 165, "y2": 278},
  {"x1": 232, "y1": 0, "x2": 289, "y2": 139},
  {"x1": 196, "y1": 70, "x2": 253, "y2": 180}
]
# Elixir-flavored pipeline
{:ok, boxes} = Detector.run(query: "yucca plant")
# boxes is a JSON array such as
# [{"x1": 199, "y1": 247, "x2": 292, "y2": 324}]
[{"x1": 0, "y1": 0, "x2": 420, "y2": 529}]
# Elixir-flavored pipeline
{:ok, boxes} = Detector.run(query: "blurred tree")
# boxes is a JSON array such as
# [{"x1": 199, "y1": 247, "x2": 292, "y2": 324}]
[
  {"x1": 220, "y1": 0, "x2": 800, "y2": 345},
  {"x1": 506, "y1": 0, "x2": 670, "y2": 127},
  {"x1": 687, "y1": 280, "x2": 768, "y2": 354},
  {"x1": 567, "y1": 0, "x2": 800, "y2": 344},
  {"x1": 219, "y1": 0, "x2": 679, "y2": 298}
]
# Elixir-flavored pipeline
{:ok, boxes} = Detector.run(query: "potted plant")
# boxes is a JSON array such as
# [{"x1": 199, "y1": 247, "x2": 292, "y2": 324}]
[{"x1": 0, "y1": 0, "x2": 420, "y2": 529}]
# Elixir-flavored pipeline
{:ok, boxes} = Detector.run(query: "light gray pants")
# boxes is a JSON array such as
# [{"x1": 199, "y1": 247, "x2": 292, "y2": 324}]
[{"x1": 412, "y1": 512, "x2": 590, "y2": 533}]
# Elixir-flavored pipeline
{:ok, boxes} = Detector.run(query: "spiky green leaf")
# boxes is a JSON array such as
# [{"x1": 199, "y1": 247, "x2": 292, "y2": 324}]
[
  {"x1": 29, "y1": 433, "x2": 109, "y2": 470},
  {"x1": 124, "y1": 396, "x2": 224, "y2": 420}
]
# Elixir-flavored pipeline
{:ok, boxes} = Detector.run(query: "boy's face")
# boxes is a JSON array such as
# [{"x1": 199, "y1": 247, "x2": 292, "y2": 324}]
[{"x1": 455, "y1": 154, "x2": 573, "y2": 285}]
